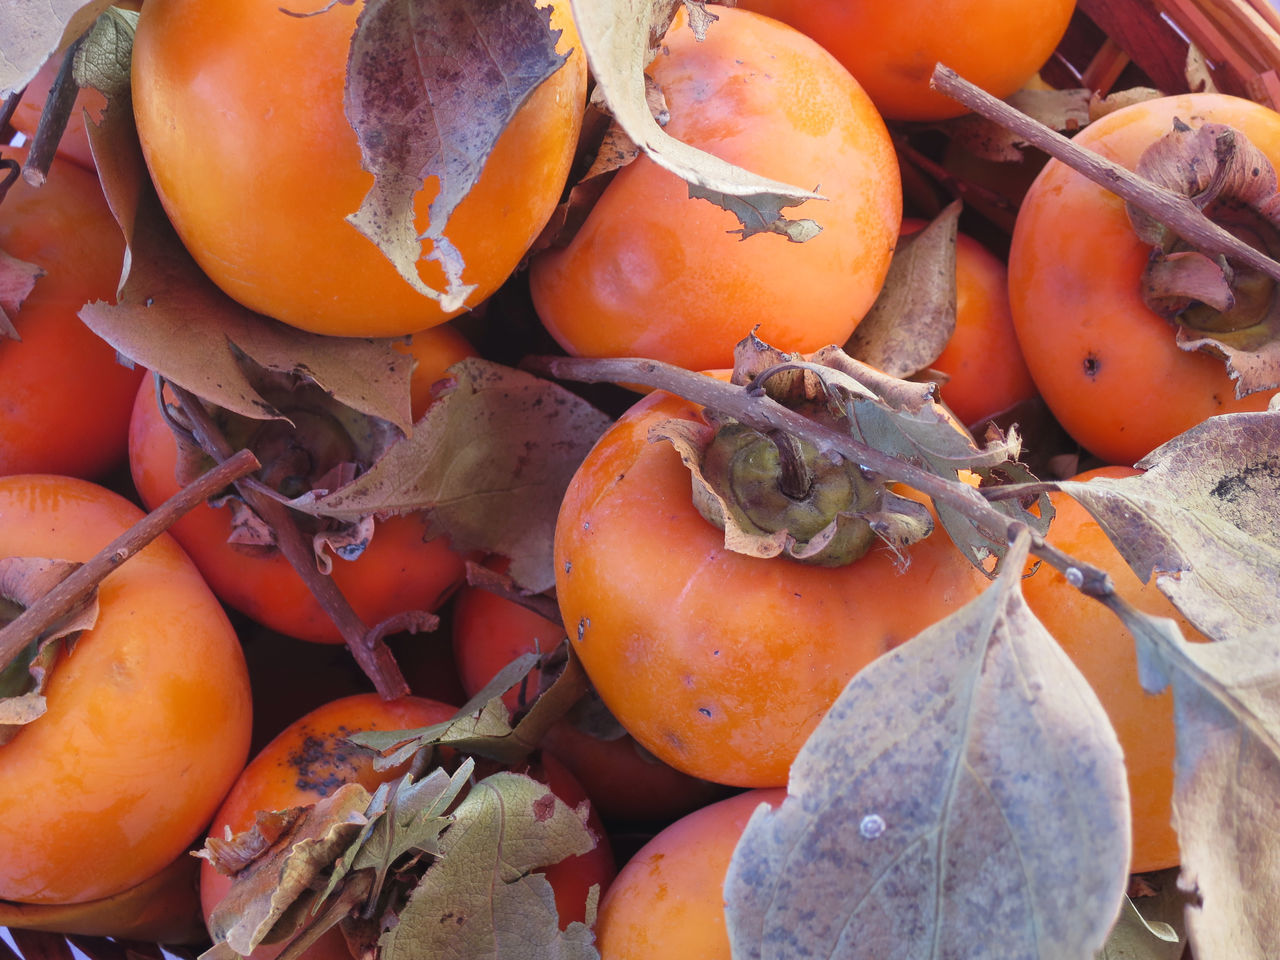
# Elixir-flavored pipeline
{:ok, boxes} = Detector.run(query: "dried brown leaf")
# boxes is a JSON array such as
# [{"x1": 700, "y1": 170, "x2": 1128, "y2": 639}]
[
  {"x1": 572, "y1": 0, "x2": 822, "y2": 239},
  {"x1": 1089, "y1": 86, "x2": 1163, "y2": 123},
  {"x1": 0, "y1": 0, "x2": 114, "y2": 97},
  {"x1": 1058, "y1": 407, "x2": 1280, "y2": 643},
  {"x1": 944, "y1": 87, "x2": 1091, "y2": 163},
  {"x1": 0, "y1": 249, "x2": 44, "y2": 340},
  {"x1": 290, "y1": 359, "x2": 612, "y2": 593},
  {"x1": 845, "y1": 201, "x2": 960, "y2": 378},
  {"x1": 725, "y1": 531, "x2": 1130, "y2": 960},
  {"x1": 344, "y1": 0, "x2": 569, "y2": 312},
  {"x1": 378, "y1": 772, "x2": 598, "y2": 960}
]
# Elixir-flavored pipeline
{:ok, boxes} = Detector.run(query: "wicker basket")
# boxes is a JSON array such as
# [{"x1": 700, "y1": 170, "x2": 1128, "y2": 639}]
[{"x1": 3, "y1": 1, "x2": 1277, "y2": 959}]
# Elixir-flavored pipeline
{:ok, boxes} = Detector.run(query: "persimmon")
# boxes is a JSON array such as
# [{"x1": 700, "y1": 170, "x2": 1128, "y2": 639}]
[
  {"x1": 130, "y1": 0, "x2": 587, "y2": 337},
  {"x1": 0, "y1": 474, "x2": 252, "y2": 905},
  {"x1": 898, "y1": 219, "x2": 1038, "y2": 428},
  {"x1": 1023, "y1": 466, "x2": 1207, "y2": 873},
  {"x1": 127, "y1": 325, "x2": 476, "y2": 643},
  {"x1": 528, "y1": 6, "x2": 901, "y2": 373},
  {"x1": 201, "y1": 693, "x2": 613, "y2": 958},
  {"x1": 736, "y1": 0, "x2": 1076, "y2": 122},
  {"x1": 0, "y1": 144, "x2": 142, "y2": 480},
  {"x1": 554, "y1": 388, "x2": 990, "y2": 787},
  {"x1": 451, "y1": 574, "x2": 726, "y2": 822},
  {"x1": 593, "y1": 788, "x2": 784, "y2": 960},
  {"x1": 1008, "y1": 93, "x2": 1280, "y2": 466}
]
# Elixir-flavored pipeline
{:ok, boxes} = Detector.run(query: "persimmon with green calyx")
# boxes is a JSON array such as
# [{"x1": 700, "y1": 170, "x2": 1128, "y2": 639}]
[
  {"x1": 127, "y1": 325, "x2": 476, "y2": 643},
  {"x1": 593, "y1": 788, "x2": 785, "y2": 960},
  {"x1": 553, "y1": 357, "x2": 991, "y2": 787},
  {"x1": 1022, "y1": 465, "x2": 1209, "y2": 873},
  {"x1": 0, "y1": 144, "x2": 143, "y2": 480},
  {"x1": 736, "y1": 0, "x2": 1075, "y2": 122},
  {"x1": 130, "y1": 0, "x2": 587, "y2": 337},
  {"x1": 529, "y1": 5, "x2": 901, "y2": 373},
  {"x1": 1008, "y1": 93, "x2": 1280, "y2": 466},
  {"x1": 0, "y1": 474, "x2": 252, "y2": 906}
]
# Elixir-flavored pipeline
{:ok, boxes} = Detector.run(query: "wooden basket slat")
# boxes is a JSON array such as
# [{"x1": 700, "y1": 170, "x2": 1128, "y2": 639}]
[
  {"x1": 1078, "y1": 0, "x2": 1201, "y2": 93},
  {"x1": 6, "y1": 931, "x2": 73, "y2": 960}
]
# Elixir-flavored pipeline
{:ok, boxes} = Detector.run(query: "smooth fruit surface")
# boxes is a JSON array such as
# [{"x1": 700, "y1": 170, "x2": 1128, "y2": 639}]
[
  {"x1": 1023, "y1": 466, "x2": 1208, "y2": 873},
  {"x1": 0, "y1": 145, "x2": 142, "y2": 479},
  {"x1": 594, "y1": 788, "x2": 784, "y2": 960},
  {"x1": 131, "y1": 0, "x2": 587, "y2": 337},
  {"x1": 529, "y1": 6, "x2": 901, "y2": 373},
  {"x1": 1008, "y1": 93, "x2": 1280, "y2": 466},
  {"x1": 737, "y1": 0, "x2": 1075, "y2": 121},
  {"x1": 554, "y1": 390, "x2": 990, "y2": 787},
  {"x1": 0, "y1": 474, "x2": 252, "y2": 904}
]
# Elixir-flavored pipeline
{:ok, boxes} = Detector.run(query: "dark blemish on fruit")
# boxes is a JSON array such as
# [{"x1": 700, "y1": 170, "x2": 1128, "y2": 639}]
[
  {"x1": 576, "y1": 617, "x2": 589, "y2": 642},
  {"x1": 698, "y1": 707, "x2": 712, "y2": 718},
  {"x1": 1083, "y1": 353, "x2": 1100, "y2": 378}
]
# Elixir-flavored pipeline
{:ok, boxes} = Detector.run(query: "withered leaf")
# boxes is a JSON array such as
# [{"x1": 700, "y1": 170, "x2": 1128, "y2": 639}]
[
  {"x1": 1113, "y1": 606, "x2": 1280, "y2": 959},
  {"x1": 1057, "y1": 407, "x2": 1280, "y2": 642},
  {"x1": 0, "y1": 0, "x2": 114, "y2": 97},
  {"x1": 0, "y1": 249, "x2": 44, "y2": 340},
  {"x1": 379, "y1": 772, "x2": 598, "y2": 960},
  {"x1": 944, "y1": 86, "x2": 1091, "y2": 163},
  {"x1": 725, "y1": 532, "x2": 1131, "y2": 960},
  {"x1": 732, "y1": 535, "x2": 1131, "y2": 960},
  {"x1": 71, "y1": 6, "x2": 136, "y2": 99},
  {"x1": 572, "y1": 0, "x2": 823, "y2": 239},
  {"x1": 290, "y1": 359, "x2": 612, "y2": 593},
  {"x1": 845, "y1": 201, "x2": 960, "y2": 379},
  {"x1": 1100, "y1": 897, "x2": 1183, "y2": 960},
  {"x1": 345, "y1": 0, "x2": 569, "y2": 312},
  {"x1": 77, "y1": 94, "x2": 417, "y2": 433},
  {"x1": 203, "y1": 783, "x2": 373, "y2": 958}
]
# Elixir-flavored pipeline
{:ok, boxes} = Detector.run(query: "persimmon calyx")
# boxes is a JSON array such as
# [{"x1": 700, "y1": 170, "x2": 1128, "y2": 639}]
[
  {"x1": 0, "y1": 557, "x2": 98, "y2": 743},
  {"x1": 1130, "y1": 119, "x2": 1280, "y2": 396}
]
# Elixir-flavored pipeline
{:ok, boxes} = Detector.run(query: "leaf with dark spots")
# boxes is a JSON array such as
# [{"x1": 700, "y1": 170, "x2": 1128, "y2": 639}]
[
  {"x1": 345, "y1": 0, "x2": 569, "y2": 312},
  {"x1": 725, "y1": 531, "x2": 1130, "y2": 960}
]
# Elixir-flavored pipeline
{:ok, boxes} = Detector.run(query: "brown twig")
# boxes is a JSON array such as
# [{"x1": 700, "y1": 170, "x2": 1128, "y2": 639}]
[
  {"x1": 929, "y1": 63, "x2": 1280, "y2": 282},
  {"x1": 21, "y1": 36, "x2": 82, "y2": 188},
  {"x1": 168, "y1": 383, "x2": 409, "y2": 699},
  {"x1": 0, "y1": 448, "x2": 260, "y2": 670}
]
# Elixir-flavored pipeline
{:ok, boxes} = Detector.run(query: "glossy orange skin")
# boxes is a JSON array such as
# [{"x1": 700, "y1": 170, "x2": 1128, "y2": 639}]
[
  {"x1": 1009, "y1": 94, "x2": 1280, "y2": 466},
  {"x1": 127, "y1": 326, "x2": 475, "y2": 643},
  {"x1": 0, "y1": 475, "x2": 252, "y2": 905},
  {"x1": 900, "y1": 219, "x2": 1038, "y2": 428},
  {"x1": 554, "y1": 391, "x2": 990, "y2": 787},
  {"x1": 0, "y1": 146, "x2": 143, "y2": 479},
  {"x1": 529, "y1": 7, "x2": 901, "y2": 373},
  {"x1": 201, "y1": 694, "x2": 613, "y2": 958},
  {"x1": 594, "y1": 788, "x2": 784, "y2": 960},
  {"x1": 1023, "y1": 466, "x2": 1208, "y2": 873},
  {"x1": 451, "y1": 577, "x2": 726, "y2": 822},
  {"x1": 737, "y1": 0, "x2": 1075, "y2": 122},
  {"x1": 130, "y1": 0, "x2": 586, "y2": 337}
]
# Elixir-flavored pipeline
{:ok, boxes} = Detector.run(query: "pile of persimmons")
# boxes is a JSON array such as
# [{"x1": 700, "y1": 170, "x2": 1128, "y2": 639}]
[{"x1": 2, "y1": 1, "x2": 1277, "y2": 958}]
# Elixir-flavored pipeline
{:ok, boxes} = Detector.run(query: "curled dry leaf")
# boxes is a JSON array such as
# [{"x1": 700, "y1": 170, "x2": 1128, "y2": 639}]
[
  {"x1": 1090, "y1": 86, "x2": 1164, "y2": 122},
  {"x1": 288, "y1": 359, "x2": 612, "y2": 594},
  {"x1": 943, "y1": 86, "x2": 1091, "y2": 163},
  {"x1": 844, "y1": 200, "x2": 960, "y2": 379},
  {"x1": 1111, "y1": 607, "x2": 1280, "y2": 960},
  {"x1": 1099, "y1": 897, "x2": 1183, "y2": 960},
  {"x1": 0, "y1": 0, "x2": 114, "y2": 97},
  {"x1": 378, "y1": 772, "x2": 598, "y2": 960},
  {"x1": 344, "y1": 0, "x2": 569, "y2": 313},
  {"x1": 1058, "y1": 407, "x2": 1280, "y2": 643},
  {"x1": 0, "y1": 248, "x2": 44, "y2": 340},
  {"x1": 0, "y1": 558, "x2": 97, "y2": 743},
  {"x1": 724, "y1": 531, "x2": 1131, "y2": 960},
  {"x1": 1129, "y1": 120, "x2": 1280, "y2": 396},
  {"x1": 571, "y1": 0, "x2": 823, "y2": 239}
]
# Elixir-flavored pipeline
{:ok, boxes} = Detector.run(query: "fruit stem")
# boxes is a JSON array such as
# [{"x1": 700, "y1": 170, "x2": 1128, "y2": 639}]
[
  {"x1": 929, "y1": 64, "x2": 1280, "y2": 283},
  {"x1": 0, "y1": 448, "x2": 260, "y2": 673},
  {"x1": 766, "y1": 428, "x2": 814, "y2": 500},
  {"x1": 169, "y1": 383, "x2": 410, "y2": 700}
]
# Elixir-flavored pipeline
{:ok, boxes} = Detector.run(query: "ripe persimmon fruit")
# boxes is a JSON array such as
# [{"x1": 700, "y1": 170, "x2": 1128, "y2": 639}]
[
  {"x1": 1008, "y1": 93, "x2": 1280, "y2": 466},
  {"x1": 593, "y1": 788, "x2": 784, "y2": 960},
  {"x1": 0, "y1": 144, "x2": 143, "y2": 480},
  {"x1": 131, "y1": 0, "x2": 587, "y2": 337},
  {"x1": 554, "y1": 388, "x2": 990, "y2": 787},
  {"x1": 529, "y1": 6, "x2": 901, "y2": 373},
  {"x1": 0, "y1": 474, "x2": 252, "y2": 905},
  {"x1": 1023, "y1": 466, "x2": 1209, "y2": 873},
  {"x1": 127, "y1": 326, "x2": 476, "y2": 643},
  {"x1": 736, "y1": 0, "x2": 1076, "y2": 121}
]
